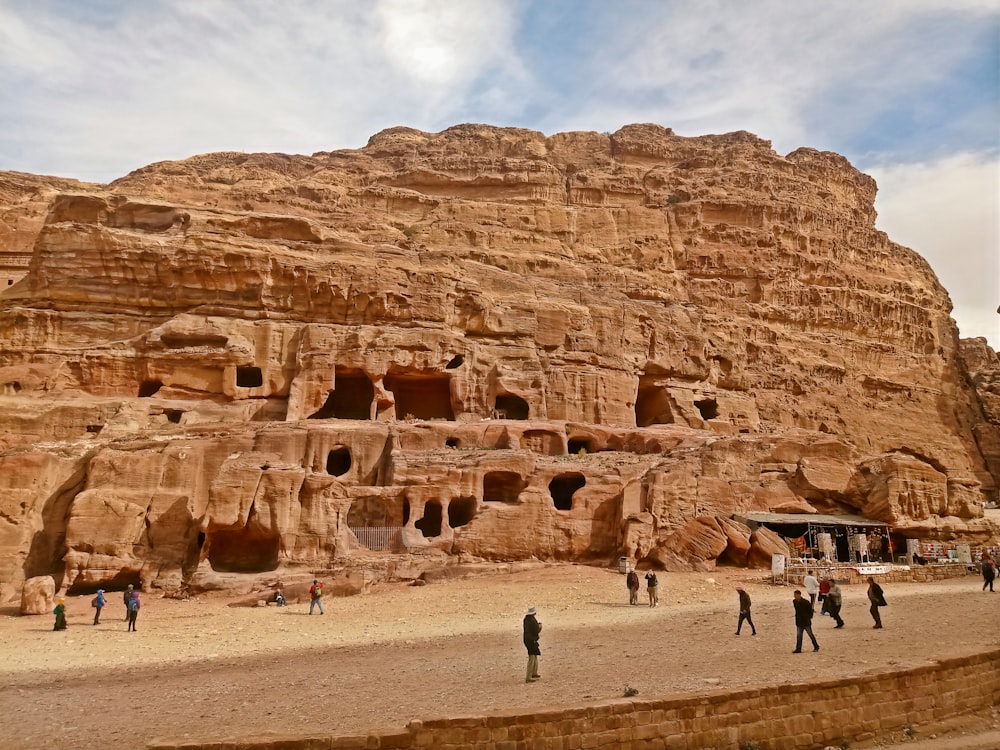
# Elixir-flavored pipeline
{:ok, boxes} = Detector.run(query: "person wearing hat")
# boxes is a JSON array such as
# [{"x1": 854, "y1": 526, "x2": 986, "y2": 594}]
[
  {"x1": 735, "y1": 586, "x2": 756, "y2": 636},
  {"x1": 92, "y1": 589, "x2": 106, "y2": 625},
  {"x1": 522, "y1": 606, "x2": 542, "y2": 683},
  {"x1": 53, "y1": 597, "x2": 67, "y2": 631},
  {"x1": 123, "y1": 584, "x2": 134, "y2": 621}
]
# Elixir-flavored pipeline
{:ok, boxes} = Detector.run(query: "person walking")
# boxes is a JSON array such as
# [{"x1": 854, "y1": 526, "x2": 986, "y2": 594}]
[
  {"x1": 523, "y1": 606, "x2": 542, "y2": 683},
  {"x1": 126, "y1": 591, "x2": 140, "y2": 632},
  {"x1": 123, "y1": 584, "x2": 134, "y2": 621},
  {"x1": 803, "y1": 570, "x2": 820, "y2": 609},
  {"x1": 825, "y1": 579, "x2": 844, "y2": 628},
  {"x1": 818, "y1": 578, "x2": 831, "y2": 615},
  {"x1": 735, "y1": 586, "x2": 756, "y2": 636},
  {"x1": 309, "y1": 579, "x2": 325, "y2": 615},
  {"x1": 792, "y1": 590, "x2": 819, "y2": 653},
  {"x1": 92, "y1": 589, "x2": 105, "y2": 625},
  {"x1": 982, "y1": 558, "x2": 995, "y2": 592},
  {"x1": 626, "y1": 568, "x2": 640, "y2": 606},
  {"x1": 867, "y1": 577, "x2": 887, "y2": 628},
  {"x1": 53, "y1": 597, "x2": 67, "y2": 631},
  {"x1": 644, "y1": 571, "x2": 659, "y2": 607}
]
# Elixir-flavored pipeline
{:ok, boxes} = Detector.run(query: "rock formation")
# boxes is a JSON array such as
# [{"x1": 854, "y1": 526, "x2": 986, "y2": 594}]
[{"x1": 0, "y1": 123, "x2": 997, "y2": 601}]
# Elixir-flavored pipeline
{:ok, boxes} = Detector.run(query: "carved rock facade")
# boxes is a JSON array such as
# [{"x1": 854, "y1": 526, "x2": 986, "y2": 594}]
[{"x1": 0, "y1": 123, "x2": 997, "y2": 600}]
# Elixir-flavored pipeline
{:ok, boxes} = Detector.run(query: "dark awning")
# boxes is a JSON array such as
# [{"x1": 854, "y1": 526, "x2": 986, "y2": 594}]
[{"x1": 735, "y1": 512, "x2": 887, "y2": 528}]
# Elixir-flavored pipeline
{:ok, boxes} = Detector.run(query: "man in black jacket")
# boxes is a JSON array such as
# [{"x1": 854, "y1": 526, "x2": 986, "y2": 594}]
[
  {"x1": 523, "y1": 606, "x2": 542, "y2": 683},
  {"x1": 735, "y1": 586, "x2": 756, "y2": 636},
  {"x1": 792, "y1": 590, "x2": 819, "y2": 653}
]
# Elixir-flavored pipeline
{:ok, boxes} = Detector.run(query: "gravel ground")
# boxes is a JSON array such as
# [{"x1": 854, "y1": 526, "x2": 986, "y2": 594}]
[{"x1": 1, "y1": 564, "x2": 998, "y2": 749}]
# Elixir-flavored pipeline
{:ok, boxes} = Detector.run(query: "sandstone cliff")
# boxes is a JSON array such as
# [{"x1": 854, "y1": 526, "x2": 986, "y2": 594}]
[{"x1": 0, "y1": 123, "x2": 997, "y2": 601}]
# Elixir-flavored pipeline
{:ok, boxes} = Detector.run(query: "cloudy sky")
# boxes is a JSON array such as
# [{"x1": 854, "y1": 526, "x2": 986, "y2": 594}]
[{"x1": 2, "y1": 0, "x2": 997, "y2": 346}]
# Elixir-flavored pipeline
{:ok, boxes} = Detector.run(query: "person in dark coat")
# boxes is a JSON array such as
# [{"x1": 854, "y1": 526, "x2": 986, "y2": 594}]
[
  {"x1": 523, "y1": 606, "x2": 542, "y2": 683},
  {"x1": 792, "y1": 590, "x2": 819, "y2": 653},
  {"x1": 53, "y1": 597, "x2": 67, "y2": 631},
  {"x1": 626, "y1": 569, "x2": 640, "y2": 605},
  {"x1": 867, "y1": 577, "x2": 887, "y2": 628},
  {"x1": 982, "y1": 558, "x2": 995, "y2": 592},
  {"x1": 735, "y1": 586, "x2": 756, "y2": 636},
  {"x1": 825, "y1": 579, "x2": 845, "y2": 628},
  {"x1": 123, "y1": 584, "x2": 134, "y2": 621}
]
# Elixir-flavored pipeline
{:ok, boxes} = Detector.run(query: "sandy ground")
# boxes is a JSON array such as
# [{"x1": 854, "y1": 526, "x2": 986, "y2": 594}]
[{"x1": 1, "y1": 565, "x2": 998, "y2": 750}]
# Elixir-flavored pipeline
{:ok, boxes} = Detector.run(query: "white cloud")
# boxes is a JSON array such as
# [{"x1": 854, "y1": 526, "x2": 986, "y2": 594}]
[{"x1": 869, "y1": 152, "x2": 1000, "y2": 348}]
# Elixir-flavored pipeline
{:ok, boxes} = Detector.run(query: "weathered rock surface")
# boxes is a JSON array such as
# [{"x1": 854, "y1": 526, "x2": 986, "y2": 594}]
[
  {"x1": 20, "y1": 575, "x2": 55, "y2": 615},
  {"x1": 0, "y1": 123, "x2": 997, "y2": 600}
]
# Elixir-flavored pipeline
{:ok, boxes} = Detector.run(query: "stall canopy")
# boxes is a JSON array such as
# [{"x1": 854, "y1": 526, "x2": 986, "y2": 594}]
[{"x1": 734, "y1": 512, "x2": 891, "y2": 562}]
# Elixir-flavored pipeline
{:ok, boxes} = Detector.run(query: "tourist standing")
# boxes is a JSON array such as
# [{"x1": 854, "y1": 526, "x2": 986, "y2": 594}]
[
  {"x1": 735, "y1": 586, "x2": 756, "y2": 636},
  {"x1": 53, "y1": 597, "x2": 67, "y2": 631},
  {"x1": 309, "y1": 579, "x2": 325, "y2": 615},
  {"x1": 867, "y1": 577, "x2": 886, "y2": 629},
  {"x1": 792, "y1": 590, "x2": 819, "y2": 653},
  {"x1": 92, "y1": 589, "x2": 105, "y2": 625},
  {"x1": 803, "y1": 570, "x2": 820, "y2": 609},
  {"x1": 826, "y1": 579, "x2": 844, "y2": 628},
  {"x1": 981, "y1": 558, "x2": 995, "y2": 592},
  {"x1": 645, "y1": 571, "x2": 659, "y2": 607},
  {"x1": 818, "y1": 578, "x2": 831, "y2": 615},
  {"x1": 523, "y1": 606, "x2": 542, "y2": 683},
  {"x1": 127, "y1": 591, "x2": 140, "y2": 632},
  {"x1": 123, "y1": 584, "x2": 134, "y2": 621},
  {"x1": 626, "y1": 569, "x2": 640, "y2": 606}
]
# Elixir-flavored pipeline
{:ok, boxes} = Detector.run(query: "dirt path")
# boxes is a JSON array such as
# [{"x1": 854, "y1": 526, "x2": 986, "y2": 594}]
[{"x1": 1, "y1": 565, "x2": 998, "y2": 749}]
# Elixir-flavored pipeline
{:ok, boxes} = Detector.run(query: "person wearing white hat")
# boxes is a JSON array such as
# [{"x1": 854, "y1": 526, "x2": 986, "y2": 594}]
[{"x1": 522, "y1": 606, "x2": 542, "y2": 683}]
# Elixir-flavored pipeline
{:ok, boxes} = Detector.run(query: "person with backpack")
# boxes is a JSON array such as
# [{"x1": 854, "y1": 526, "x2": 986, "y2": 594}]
[
  {"x1": 53, "y1": 597, "x2": 67, "y2": 631},
  {"x1": 309, "y1": 579, "x2": 324, "y2": 615},
  {"x1": 644, "y1": 571, "x2": 659, "y2": 607},
  {"x1": 92, "y1": 589, "x2": 105, "y2": 625},
  {"x1": 123, "y1": 584, "x2": 134, "y2": 621},
  {"x1": 626, "y1": 568, "x2": 640, "y2": 605},
  {"x1": 126, "y1": 591, "x2": 140, "y2": 632}
]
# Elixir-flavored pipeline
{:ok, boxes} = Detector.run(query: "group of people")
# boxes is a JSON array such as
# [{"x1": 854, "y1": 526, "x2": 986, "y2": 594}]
[
  {"x1": 52, "y1": 583, "x2": 141, "y2": 631},
  {"x1": 625, "y1": 568, "x2": 659, "y2": 607},
  {"x1": 787, "y1": 570, "x2": 887, "y2": 652}
]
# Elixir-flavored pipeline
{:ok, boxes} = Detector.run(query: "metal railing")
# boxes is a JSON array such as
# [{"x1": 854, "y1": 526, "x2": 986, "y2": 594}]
[{"x1": 349, "y1": 525, "x2": 404, "y2": 552}]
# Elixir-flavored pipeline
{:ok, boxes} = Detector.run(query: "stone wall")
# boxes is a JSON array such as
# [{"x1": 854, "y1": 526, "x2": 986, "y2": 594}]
[{"x1": 147, "y1": 648, "x2": 1000, "y2": 749}]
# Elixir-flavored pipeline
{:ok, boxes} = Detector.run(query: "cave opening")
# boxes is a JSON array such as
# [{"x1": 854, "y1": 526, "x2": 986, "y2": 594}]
[
  {"x1": 164, "y1": 409, "x2": 184, "y2": 424},
  {"x1": 207, "y1": 529, "x2": 280, "y2": 572},
  {"x1": 138, "y1": 380, "x2": 163, "y2": 397},
  {"x1": 446, "y1": 355, "x2": 464, "y2": 369},
  {"x1": 635, "y1": 381, "x2": 675, "y2": 427},
  {"x1": 415, "y1": 500, "x2": 443, "y2": 538},
  {"x1": 549, "y1": 473, "x2": 585, "y2": 511},
  {"x1": 567, "y1": 438, "x2": 592, "y2": 454},
  {"x1": 448, "y1": 496, "x2": 477, "y2": 528},
  {"x1": 384, "y1": 372, "x2": 454, "y2": 420},
  {"x1": 695, "y1": 398, "x2": 718, "y2": 420},
  {"x1": 309, "y1": 368, "x2": 374, "y2": 420},
  {"x1": 494, "y1": 394, "x2": 529, "y2": 420},
  {"x1": 483, "y1": 471, "x2": 526, "y2": 503},
  {"x1": 445, "y1": 437, "x2": 461, "y2": 448},
  {"x1": 236, "y1": 366, "x2": 264, "y2": 388},
  {"x1": 326, "y1": 447, "x2": 352, "y2": 476}
]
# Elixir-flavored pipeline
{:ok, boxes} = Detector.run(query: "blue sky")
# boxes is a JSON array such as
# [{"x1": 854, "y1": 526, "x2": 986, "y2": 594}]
[{"x1": 1, "y1": 0, "x2": 997, "y2": 346}]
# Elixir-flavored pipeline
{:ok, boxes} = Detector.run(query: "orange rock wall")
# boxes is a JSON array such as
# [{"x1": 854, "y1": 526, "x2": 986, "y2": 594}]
[{"x1": 0, "y1": 124, "x2": 997, "y2": 600}]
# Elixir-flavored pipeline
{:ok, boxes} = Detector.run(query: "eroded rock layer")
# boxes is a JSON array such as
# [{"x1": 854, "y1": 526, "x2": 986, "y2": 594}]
[{"x1": 0, "y1": 123, "x2": 997, "y2": 600}]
